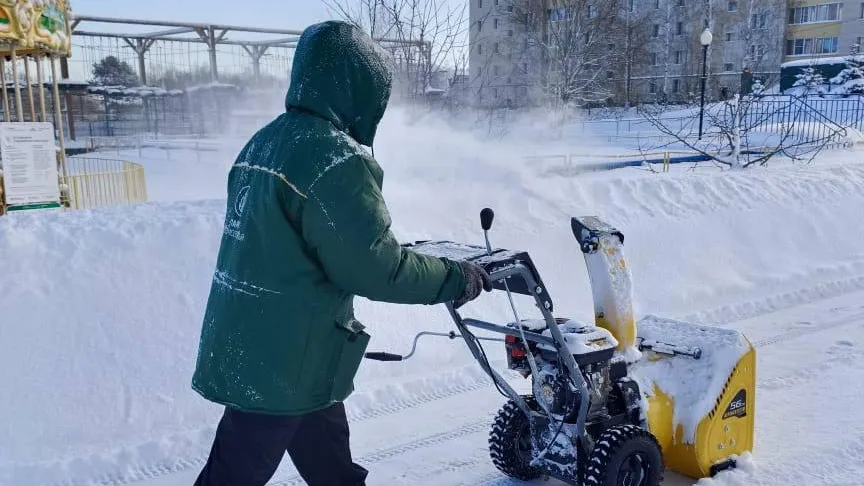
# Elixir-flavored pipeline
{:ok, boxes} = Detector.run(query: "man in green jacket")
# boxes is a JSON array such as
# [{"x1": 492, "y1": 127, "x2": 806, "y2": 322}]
[{"x1": 192, "y1": 20, "x2": 491, "y2": 486}]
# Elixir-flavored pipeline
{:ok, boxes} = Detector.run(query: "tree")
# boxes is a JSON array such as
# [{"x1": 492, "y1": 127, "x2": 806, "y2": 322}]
[
  {"x1": 830, "y1": 55, "x2": 864, "y2": 95},
  {"x1": 322, "y1": 0, "x2": 467, "y2": 104},
  {"x1": 91, "y1": 56, "x2": 139, "y2": 87},
  {"x1": 637, "y1": 91, "x2": 847, "y2": 170},
  {"x1": 497, "y1": 0, "x2": 624, "y2": 108},
  {"x1": 793, "y1": 66, "x2": 827, "y2": 95}
]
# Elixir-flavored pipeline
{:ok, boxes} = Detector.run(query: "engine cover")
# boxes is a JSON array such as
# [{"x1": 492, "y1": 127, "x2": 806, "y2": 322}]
[{"x1": 538, "y1": 319, "x2": 618, "y2": 366}]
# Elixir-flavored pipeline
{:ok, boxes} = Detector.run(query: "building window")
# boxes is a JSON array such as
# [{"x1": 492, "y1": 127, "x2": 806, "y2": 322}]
[
  {"x1": 589, "y1": 5, "x2": 596, "y2": 18},
  {"x1": 677, "y1": 0, "x2": 684, "y2": 6},
  {"x1": 508, "y1": 29, "x2": 513, "y2": 37},
  {"x1": 726, "y1": 32, "x2": 733, "y2": 42},
  {"x1": 750, "y1": 12, "x2": 766, "y2": 29},
  {"x1": 608, "y1": 42, "x2": 616, "y2": 50},
  {"x1": 478, "y1": 0, "x2": 483, "y2": 8},
  {"x1": 607, "y1": 71, "x2": 615, "y2": 80},
  {"x1": 724, "y1": 63, "x2": 735, "y2": 71},
  {"x1": 672, "y1": 79, "x2": 680, "y2": 92},
  {"x1": 788, "y1": 3, "x2": 843, "y2": 25},
  {"x1": 785, "y1": 37, "x2": 840, "y2": 56},
  {"x1": 750, "y1": 44, "x2": 764, "y2": 59},
  {"x1": 728, "y1": 1, "x2": 737, "y2": 12},
  {"x1": 629, "y1": 0, "x2": 635, "y2": 13},
  {"x1": 522, "y1": 62, "x2": 528, "y2": 73},
  {"x1": 494, "y1": 18, "x2": 499, "y2": 29},
  {"x1": 494, "y1": 41, "x2": 500, "y2": 53},
  {"x1": 478, "y1": 43, "x2": 483, "y2": 55},
  {"x1": 860, "y1": 2, "x2": 864, "y2": 19},
  {"x1": 649, "y1": 82, "x2": 657, "y2": 94},
  {"x1": 549, "y1": 7, "x2": 569, "y2": 21},
  {"x1": 676, "y1": 22, "x2": 683, "y2": 35},
  {"x1": 653, "y1": 24, "x2": 660, "y2": 37},
  {"x1": 651, "y1": 52, "x2": 658, "y2": 65},
  {"x1": 477, "y1": 20, "x2": 482, "y2": 33},
  {"x1": 493, "y1": 65, "x2": 500, "y2": 75},
  {"x1": 654, "y1": 0, "x2": 660, "y2": 9},
  {"x1": 675, "y1": 50, "x2": 682, "y2": 64}
]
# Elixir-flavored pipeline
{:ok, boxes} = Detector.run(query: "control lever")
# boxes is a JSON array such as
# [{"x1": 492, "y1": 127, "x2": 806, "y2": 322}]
[
  {"x1": 638, "y1": 338, "x2": 702, "y2": 360},
  {"x1": 364, "y1": 331, "x2": 504, "y2": 362},
  {"x1": 479, "y1": 208, "x2": 541, "y2": 383}
]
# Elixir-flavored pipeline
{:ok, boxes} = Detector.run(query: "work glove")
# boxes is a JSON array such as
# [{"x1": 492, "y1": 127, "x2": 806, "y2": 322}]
[{"x1": 453, "y1": 260, "x2": 493, "y2": 309}]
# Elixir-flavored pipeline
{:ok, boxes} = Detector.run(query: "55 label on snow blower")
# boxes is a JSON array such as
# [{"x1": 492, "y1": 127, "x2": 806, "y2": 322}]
[{"x1": 723, "y1": 389, "x2": 747, "y2": 419}]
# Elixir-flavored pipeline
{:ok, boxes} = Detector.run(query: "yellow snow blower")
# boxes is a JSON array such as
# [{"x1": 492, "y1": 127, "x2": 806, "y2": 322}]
[{"x1": 367, "y1": 209, "x2": 756, "y2": 485}]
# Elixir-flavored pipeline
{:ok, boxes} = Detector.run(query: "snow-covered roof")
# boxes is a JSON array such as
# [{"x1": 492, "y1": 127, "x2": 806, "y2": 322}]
[
  {"x1": 87, "y1": 85, "x2": 186, "y2": 97},
  {"x1": 782, "y1": 55, "x2": 864, "y2": 68},
  {"x1": 185, "y1": 82, "x2": 241, "y2": 93}
]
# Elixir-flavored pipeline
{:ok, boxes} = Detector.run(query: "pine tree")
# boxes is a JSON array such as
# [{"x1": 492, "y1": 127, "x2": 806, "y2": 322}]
[
  {"x1": 92, "y1": 56, "x2": 140, "y2": 87},
  {"x1": 793, "y1": 66, "x2": 826, "y2": 94},
  {"x1": 830, "y1": 55, "x2": 864, "y2": 95}
]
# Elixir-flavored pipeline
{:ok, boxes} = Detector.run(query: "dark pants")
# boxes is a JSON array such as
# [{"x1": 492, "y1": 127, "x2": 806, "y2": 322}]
[{"x1": 194, "y1": 402, "x2": 368, "y2": 486}]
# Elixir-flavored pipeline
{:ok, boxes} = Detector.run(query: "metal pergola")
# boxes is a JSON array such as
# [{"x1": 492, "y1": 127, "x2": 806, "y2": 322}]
[{"x1": 71, "y1": 15, "x2": 428, "y2": 85}]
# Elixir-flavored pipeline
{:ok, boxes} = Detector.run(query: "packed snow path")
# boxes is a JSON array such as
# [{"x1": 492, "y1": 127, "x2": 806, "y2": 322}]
[{"x1": 87, "y1": 288, "x2": 864, "y2": 486}]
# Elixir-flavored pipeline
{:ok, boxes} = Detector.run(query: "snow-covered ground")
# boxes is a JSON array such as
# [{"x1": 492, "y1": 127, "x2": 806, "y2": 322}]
[{"x1": 3, "y1": 107, "x2": 864, "y2": 485}]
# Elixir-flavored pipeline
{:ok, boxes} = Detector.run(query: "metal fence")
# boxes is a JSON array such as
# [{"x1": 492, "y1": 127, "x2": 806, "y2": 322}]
[
  {"x1": 739, "y1": 93, "x2": 864, "y2": 147},
  {"x1": 62, "y1": 157, "x2": 148, "y2": 210}
]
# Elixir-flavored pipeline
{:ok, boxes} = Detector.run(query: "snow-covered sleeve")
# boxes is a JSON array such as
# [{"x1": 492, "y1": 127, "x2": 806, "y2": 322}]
[{"x1": 301, "y1": 154, "x2": 466, "y2": 304}]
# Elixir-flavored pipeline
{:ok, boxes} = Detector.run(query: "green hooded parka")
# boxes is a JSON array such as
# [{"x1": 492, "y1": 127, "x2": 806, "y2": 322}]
[{"x1": 191, "y1": 20, "x2": 466, "y2": 415}]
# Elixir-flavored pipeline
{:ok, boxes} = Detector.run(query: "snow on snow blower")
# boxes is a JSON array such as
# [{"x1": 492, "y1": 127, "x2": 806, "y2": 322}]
[{"x1": 365, "y1": 209, "x2": 756, "y2": 485}]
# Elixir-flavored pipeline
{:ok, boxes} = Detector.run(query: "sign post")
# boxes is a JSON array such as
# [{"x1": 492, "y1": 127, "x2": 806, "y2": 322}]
[{"x1": 0, "y1": 122, "x2": 62, "y2": 212}]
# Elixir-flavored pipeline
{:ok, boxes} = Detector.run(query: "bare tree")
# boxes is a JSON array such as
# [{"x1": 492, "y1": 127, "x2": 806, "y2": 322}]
[
  {"x1": 616, "y1": 8, "x2": 654, "y2": 106},
  {"x1": 737, "y1": 0, "x2": 785, "y2": 85},
  {"x1": 322, "y1": 0, "x2": 467, "y2": 104},
  {"x1": 637, "y1": 91, "x2": 848, "y2": 169},
  {"x1": 322, "y1": 0, "x2": 392, "y2": 38},
  {"x1": 497, "y1": 0, "x2": 626, "y2": 108}
]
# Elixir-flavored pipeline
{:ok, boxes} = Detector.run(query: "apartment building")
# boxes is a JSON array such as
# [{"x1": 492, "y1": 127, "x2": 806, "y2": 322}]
[
  {"x1": 468, "y1": 0, "x2": 860, "y2": 106},
  {"x1": 785, "y1": 1, "x2": 864, "y2": 60}
]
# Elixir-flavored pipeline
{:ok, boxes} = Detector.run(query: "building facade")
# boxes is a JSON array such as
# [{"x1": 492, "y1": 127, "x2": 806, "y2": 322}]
[
  {"x1": 468, "y1": 0, "x2": 863, "y2": 106},
  {"x1": 785, "y1": 1, "x2": 864, "y2": 60}
]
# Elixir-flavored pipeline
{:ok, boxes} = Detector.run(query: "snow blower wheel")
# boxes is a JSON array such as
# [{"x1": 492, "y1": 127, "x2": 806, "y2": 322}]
[
  {"x1": 584, "y1": 425, "x2": 664, "y2": 486},
  {"x1": 489, "y1": 398, "x2": 542, "y2": 481}
]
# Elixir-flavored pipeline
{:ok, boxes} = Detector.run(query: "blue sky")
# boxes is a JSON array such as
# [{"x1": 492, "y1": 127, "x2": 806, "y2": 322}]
[
  {"x1": 67, "y1": 1, "x2": 466, "y2": 82},
  {"x1": 73, "y1": 0, "x2": 335, "y2": 30}
]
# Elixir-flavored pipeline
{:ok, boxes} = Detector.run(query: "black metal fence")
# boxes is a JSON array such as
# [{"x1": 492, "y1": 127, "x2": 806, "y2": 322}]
[{"x1": 739, "y1": 93, "x2": 864, "y2": 147}]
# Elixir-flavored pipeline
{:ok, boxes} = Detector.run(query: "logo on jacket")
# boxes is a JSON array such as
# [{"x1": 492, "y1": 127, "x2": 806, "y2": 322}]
[
  {"x1": 225, "y1": 185, "x2": 251, "y2": 242},
  {"x1": 234, "y1": 185, "x2": 251, "y2": 217}
]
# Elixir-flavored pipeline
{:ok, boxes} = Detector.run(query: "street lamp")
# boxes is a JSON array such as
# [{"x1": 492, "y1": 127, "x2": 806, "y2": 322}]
[{"x1": 698, "y1": 27, "x2": 713, "y2": 140}]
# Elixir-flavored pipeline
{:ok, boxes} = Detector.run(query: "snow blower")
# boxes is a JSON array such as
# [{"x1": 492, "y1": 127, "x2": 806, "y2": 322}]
[{"x1": 365, "y1": 209, "x2": 756, "y2": 485}]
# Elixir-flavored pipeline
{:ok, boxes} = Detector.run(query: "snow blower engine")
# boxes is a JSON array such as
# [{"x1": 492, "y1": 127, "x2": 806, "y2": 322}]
[{"x1": 365, "y1": 209, "x2": 756, "y2": 486}]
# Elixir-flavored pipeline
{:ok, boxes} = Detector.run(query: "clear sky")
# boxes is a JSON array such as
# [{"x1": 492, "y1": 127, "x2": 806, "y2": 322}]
[
  {"x1": 73, "y1": 0, "x2": 336, "y2": 31},
  {"x1": 66, "y1": 1, "x2": 466, "y2": 81}
]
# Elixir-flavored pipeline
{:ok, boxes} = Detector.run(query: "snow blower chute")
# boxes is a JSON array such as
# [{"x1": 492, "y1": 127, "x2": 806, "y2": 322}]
[{"x1": 366, "y1": 209, "x2": 756, "y2": 485}]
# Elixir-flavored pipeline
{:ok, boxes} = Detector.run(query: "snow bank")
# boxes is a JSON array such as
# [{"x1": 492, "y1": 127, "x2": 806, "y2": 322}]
[{"x1": 4, "y1": 106, "x2": 864, "y2": 482}]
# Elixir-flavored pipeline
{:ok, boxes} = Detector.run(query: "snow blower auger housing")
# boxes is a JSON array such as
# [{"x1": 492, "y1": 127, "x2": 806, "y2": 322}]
[{"x1": 367, "y1": 209, "x2": 756, "y2": 485}]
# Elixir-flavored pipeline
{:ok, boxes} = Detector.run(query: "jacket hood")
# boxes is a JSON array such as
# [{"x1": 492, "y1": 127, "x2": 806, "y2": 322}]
[{"x1": 285, "y1": 21, "x2": 393, "y2": 147}]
